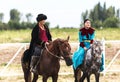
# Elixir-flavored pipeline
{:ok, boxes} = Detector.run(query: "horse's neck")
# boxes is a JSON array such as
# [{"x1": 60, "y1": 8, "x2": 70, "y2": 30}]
[
  {"x1": 85, "y1": 49, "x2": 92, "y2": 60},
  {"x1": 45, "y1": 44, "x2": 60, "y2": 57}
]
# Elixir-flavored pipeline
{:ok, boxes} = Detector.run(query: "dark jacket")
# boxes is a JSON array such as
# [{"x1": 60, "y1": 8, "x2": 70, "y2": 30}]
[{"x1": 28, "y1": 24, "x2": 52, "y2": 55}]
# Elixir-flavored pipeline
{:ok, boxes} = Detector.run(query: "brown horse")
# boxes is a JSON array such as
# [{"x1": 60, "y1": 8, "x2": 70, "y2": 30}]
[
  {"x1": 74, "y1": 41, "x2": 103, "y2": 82},
  {"x1": 21, "y1": 36, "x2": 73, "y2": 82}
]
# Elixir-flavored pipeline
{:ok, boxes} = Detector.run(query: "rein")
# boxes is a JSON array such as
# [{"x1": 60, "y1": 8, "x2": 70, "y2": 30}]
[{"x1": 45, "y1": 44, "x2": 64, "y2": 60}]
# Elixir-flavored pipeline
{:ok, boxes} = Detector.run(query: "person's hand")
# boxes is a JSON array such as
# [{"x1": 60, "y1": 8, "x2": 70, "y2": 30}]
[
  {"x1": 45, "y1": 42, "x2": 49, "y2": 45},
  {"x1": 84, "y1": 47, "x2": 87, "y2": 50},
  {"x1": 90, "y1": 44, "x2": 92, "y2": 47}
]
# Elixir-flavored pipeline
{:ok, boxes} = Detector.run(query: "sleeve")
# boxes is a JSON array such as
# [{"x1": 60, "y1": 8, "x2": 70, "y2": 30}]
[
  {"x1": 47, "y1": 28, "x2": 52, "y2": 41},
  {"x1": 29, "y1": 27, "x2": 38, "y2": 53},
  {"x1": 79, "y1": 31, "x2": 85, "y2": 48},
  {"x1": 90, "y1": 31, "x2": 95, "y2": 44},
  {"x1": 45, "y1": 25, "x2": 52, "y2": 41}
]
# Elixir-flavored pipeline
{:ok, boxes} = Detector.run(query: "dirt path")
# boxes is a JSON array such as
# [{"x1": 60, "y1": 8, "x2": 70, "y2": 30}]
[{"x1": 0, "y1": 42, "x2": 120, "y2": 82}]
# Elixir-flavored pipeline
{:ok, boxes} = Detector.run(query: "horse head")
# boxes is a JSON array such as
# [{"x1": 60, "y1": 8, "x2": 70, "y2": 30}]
[{"x1": 53, "y1": 36, "x2": 73, "y2": 66}]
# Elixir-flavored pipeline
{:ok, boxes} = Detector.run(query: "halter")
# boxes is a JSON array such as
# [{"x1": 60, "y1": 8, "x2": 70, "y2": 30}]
[{"x1": 45, "y1": 43, "x2": 64, "y2": 60}]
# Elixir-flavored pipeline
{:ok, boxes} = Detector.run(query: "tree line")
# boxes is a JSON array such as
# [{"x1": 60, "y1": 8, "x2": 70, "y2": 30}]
[
  {"x1": 0, "y1": 9, "x2": 38, "y2": 30},
  {"x1": 0, "y1": 2, "x2": 120, "y2": 30},
  {"x1": 81, "y1": 2, "x2": 120, "y2": 28}
]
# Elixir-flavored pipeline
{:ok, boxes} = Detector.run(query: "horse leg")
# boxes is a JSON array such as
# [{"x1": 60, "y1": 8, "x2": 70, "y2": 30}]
[
  {"x1": 79, "y1": 72, "x2": 87, "y2": 82},
  {"x1": 95, "y1": 73, "x2": 100, "y2": 82},
  {"x1": 32, "y1": 73, "x2": 38, "y2": 82},
  {"x1": 42, "y1": 75, "x2": 49, "y2": 82},
  {"x1": 86, "y1": 75, "x2": 90, "y2": 82},
  {"x1": 73, "y1": 68, "x2": 78, "y2": 82},
  {"x1": 22, "y1": 62, "x2": 31, "y2": 82},
  {"x1": 52, "y1": 74, "x2": 58, "y2": 82},
  {"x1": 73, "y1": 67, "x2": 81, "y2": 82}
]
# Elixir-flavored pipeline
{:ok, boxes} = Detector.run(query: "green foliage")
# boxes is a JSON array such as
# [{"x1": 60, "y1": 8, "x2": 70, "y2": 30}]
[
  {"x1": 81, "y1": 2, "x2": 120, "y2": 28},
  {"x1": 103, "y1": 17, "x2": 119, "y2": 27},
  {"x1": 8, "y1": 20, "x2": 21, "y2": 29},
  {"x1": 0, "y1": 13, "x2": 4, "y2": 22},
  {"x1": 54, "y1": 25, "x2": 60, "y2": 29},
  {"x1": 92, "y1": 20, "x2": 102, "y2": 28},
  {"x1": 0, "y1": 22, "x2": 8, "y2": 30},
  {"x1": 45, "y1": 22, "x2": 50, "y2": 27},
  {"x1": 26, "y1": 13, "x2": 33, "y2": 22},
  {"x1": 10, "y1": 9, "x2": 20, "y2": 22}
]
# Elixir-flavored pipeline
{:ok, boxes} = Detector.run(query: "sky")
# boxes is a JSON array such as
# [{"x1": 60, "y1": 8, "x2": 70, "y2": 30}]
[{"x1": 0, "y1": 0, "x2": 120, "y2": 27}]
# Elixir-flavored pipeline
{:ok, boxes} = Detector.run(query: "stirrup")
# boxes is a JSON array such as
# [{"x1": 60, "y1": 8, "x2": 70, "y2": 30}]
[{"x1": 30, "y1": 67, "x2": 38, "y2": 74}]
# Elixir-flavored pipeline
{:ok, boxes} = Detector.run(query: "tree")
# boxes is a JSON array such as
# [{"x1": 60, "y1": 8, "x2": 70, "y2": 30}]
[
  {"x1": 116, "y1": 9, "x2": 120, "y2": 18},
  {"x1": 81, "y1": 2, "x2": 120, "y2": 28},
  {"x1": 0, "y1": 13, "x2": 4, "y2": 23},
  {"x1": 26, "y1": 13, "x2": 33, "y2": 23},
  {"x1": 45, "y1": 22, "x2": 50, "y2": 27},
  {"x1": 106, "y1": 6, "x2": 115, "y2": 18},
  {"x1": 103, "y1": 17, "x2": 119, "y2": 27},
  {"x1": 10, "y1": 9, "x2": 20, "y2": 22},
  {"x1": 81, "y1": 10, "x2": 88, "y2": 22}
]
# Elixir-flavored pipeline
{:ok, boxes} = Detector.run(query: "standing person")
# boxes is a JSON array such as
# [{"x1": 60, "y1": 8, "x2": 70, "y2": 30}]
[
  {"x1": 28, "y1": 13, "x2": 52, "y2": 73},
  {"x1": 72, "y1": 19, "x2": 104, "y2": 72}
]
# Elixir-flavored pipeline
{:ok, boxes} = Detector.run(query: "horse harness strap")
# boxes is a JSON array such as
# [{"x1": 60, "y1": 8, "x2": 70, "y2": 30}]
[{"x1": 45, "y1": 44, "x2": 64, "y2": 60}]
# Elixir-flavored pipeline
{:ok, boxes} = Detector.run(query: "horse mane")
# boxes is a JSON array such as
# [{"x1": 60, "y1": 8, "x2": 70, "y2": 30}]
[{"x1": 47, "y1": 38, "x2": 63, "y2": 55}]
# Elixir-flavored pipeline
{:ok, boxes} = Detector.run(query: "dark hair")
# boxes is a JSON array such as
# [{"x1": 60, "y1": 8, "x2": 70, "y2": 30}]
[
  {"x1": 84, "y1": 19, "x2": 90, "y2": 24},
  {"x1": 36, "y1": 14, "x2": 47, "y2": 22}
]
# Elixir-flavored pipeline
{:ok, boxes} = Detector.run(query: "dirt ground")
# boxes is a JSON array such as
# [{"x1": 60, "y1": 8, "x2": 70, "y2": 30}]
[{"x1": 0, "y1": 42, "x2": 120, "y2": 82}]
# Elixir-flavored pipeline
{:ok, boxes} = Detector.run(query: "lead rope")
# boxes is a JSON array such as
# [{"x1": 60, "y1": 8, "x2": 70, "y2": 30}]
[{"x1": 45, "y1": 44, "x2": 64, "y2": 60}]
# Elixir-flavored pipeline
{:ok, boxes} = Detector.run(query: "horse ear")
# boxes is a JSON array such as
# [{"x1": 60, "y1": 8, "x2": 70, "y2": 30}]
[{"x1": 67, "y1": 36, "x2": 70, "y2": 42}]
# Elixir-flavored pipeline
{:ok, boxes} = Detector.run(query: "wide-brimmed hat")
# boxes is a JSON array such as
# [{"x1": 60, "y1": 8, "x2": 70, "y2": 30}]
[{"x1": 36, "y1": 14, "x2": 47, "y2": 22}]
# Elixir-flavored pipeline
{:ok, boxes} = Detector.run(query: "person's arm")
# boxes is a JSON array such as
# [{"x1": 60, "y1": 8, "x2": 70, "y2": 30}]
[
  {"x1": 79, "y1": 31, "x2": 85, "y2": 48},
  {"x1": 90, "y1": 31, "x2": 95, "y2": 47},
  {"x1": 45, "y1": 25, "x2": 52, "y2": 41}
]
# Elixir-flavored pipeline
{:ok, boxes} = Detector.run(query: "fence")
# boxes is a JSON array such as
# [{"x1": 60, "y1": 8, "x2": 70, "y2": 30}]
[
  {"x1": 0, "y1": 40, "x2": 120, "y2": 76},
  {"x1": 103, "y1": 40, "x2": 120, "y2": 75}
]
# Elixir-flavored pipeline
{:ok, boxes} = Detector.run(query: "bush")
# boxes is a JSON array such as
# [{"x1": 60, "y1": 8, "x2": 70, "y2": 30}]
[{"x1": 103, "y1": 17, "x2": 119, "y2": 27}]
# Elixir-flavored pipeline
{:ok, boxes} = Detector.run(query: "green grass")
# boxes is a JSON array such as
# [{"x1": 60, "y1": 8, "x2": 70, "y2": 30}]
[
  {"x1": 0, "y1": 28, "x2": 120, "y2": 43},
  {"x1": 96, "y1": 28, "x2": 120, "y2": 40},
  {"x1": 0, "y1": 29, "x2": 31, "y2": 43}
]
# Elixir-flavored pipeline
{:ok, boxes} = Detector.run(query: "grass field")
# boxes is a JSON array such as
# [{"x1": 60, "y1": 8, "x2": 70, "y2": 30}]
[
  {"x1": 0, "y1": 27, "x2": 120, "y2": 82},
  {"x1": 0, "y1": 28, "x2": 120, "y2": 43}
]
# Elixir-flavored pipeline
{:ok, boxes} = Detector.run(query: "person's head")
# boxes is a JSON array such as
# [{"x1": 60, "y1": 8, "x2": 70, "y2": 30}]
[
  {"x1": 84, "y1": 19, "x2": 91, "y2": 29},
  {"x1": 36, "y1": 14, "x2": 47, "y2": 25}
]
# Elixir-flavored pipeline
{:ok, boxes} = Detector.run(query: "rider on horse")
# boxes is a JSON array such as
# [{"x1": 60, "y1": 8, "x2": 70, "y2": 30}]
[
  {"x1": 28, "y1": 14, "x2": 52, "y2": 73},
  {"x1": 72, "y1": 19, "x2": 104, "y2": 72}
]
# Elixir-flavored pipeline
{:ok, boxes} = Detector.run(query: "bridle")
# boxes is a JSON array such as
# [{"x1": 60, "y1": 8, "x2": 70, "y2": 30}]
[{"x1": 45, "y1": 43, "x2": 64, "y2": 60}]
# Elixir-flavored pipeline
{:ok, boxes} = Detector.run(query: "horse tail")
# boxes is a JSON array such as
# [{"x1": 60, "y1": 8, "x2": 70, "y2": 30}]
[
  {"x1": 21, "y1": 49, "x2": 31, "y2": 63},
  {"x1": 21, "y1": 49, "x2": 32, "y2": 82}
]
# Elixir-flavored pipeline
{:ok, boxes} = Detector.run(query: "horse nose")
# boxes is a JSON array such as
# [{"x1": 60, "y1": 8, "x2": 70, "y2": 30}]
[{"x1": 65, "y1": 57, "x2": 73, "y2": 66}]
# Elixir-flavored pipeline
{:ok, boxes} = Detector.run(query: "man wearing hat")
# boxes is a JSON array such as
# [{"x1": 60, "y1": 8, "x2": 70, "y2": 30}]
[{"x1": 28, "y1": 14, "x2": 52, "y2": 73}]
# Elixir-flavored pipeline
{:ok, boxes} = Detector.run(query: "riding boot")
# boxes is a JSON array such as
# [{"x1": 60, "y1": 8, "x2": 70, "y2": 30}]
[
  {"x1": 100, "y1": 54, "x2": 104, "y2": 72},
  {"x1": 30, "y1": 56, "x2": 40, "y2": 74}
]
